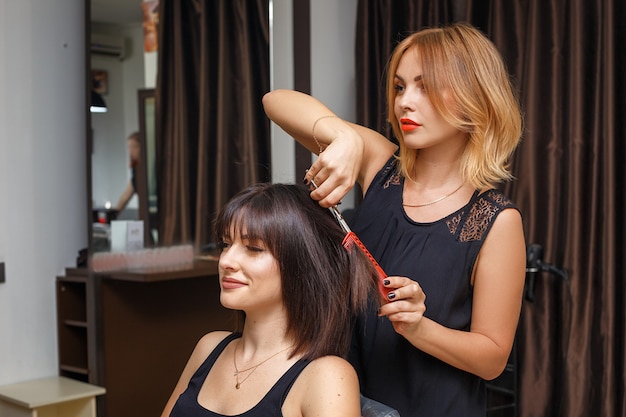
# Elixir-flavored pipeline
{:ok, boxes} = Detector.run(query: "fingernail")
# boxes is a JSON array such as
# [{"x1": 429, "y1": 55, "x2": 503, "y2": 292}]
[
  {"x1": 303, "y1": 177, "x2": 309, "y2": 185},
  {"x1": 383, "y1": 279, "x2": 390, "y2": 286},
  {"x1": 387, "y1": 292, "x2": 396, "y2": 300}
]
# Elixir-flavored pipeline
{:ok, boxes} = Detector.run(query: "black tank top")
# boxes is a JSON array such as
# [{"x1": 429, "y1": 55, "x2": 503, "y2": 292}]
[
  {"x1": 170, "y1": 333, "x2": 311, "y2": 417},
  {"x1": 348, "y1": 156, "x2": 519, "y2": 417}
]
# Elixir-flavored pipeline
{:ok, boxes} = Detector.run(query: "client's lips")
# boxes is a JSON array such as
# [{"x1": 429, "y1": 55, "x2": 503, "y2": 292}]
[{"x1": 221, "y1": 277, "x2": 247, "y2": 289}]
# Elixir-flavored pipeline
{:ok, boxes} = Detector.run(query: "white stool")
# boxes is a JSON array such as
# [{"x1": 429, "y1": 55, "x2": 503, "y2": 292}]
[{"x1": 0, "y1": 376, "x2": 105, "y2": 417}]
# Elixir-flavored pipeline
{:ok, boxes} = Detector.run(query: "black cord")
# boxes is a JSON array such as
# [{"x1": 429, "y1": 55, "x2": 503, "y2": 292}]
[{"x1": 524, "y1": 244, "x2": 572, "y2": 417}]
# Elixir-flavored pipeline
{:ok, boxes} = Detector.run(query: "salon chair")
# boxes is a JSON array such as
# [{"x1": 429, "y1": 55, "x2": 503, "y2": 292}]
[{"x1": 361, "y1": 394, "x2": 401, "y2": 417}]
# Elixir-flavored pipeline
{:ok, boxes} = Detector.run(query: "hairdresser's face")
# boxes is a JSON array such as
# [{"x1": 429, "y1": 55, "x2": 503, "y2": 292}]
[
  {"x1": 393, "y1": 47, "x2": 465, "y2": 150},
  {"x1": 218, "y1": 226, "x2": 283, "y2": 315},
  {"x1": 128, "y1": 138, "x2": 141, "y2": 163}
]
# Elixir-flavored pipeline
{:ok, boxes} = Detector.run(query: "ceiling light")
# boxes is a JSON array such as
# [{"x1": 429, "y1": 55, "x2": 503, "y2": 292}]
[{"x1": 90, "y1": 90, "x2": 108, "y2": 113}]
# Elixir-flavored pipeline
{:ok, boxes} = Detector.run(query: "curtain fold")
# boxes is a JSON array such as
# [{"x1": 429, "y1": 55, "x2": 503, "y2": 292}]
[
  {"x1": 356, "y1": 1, "x2": 625, "y2": 416},
  {"x1": 155, "y1": 0, "x2": 270, "y2": 248}
]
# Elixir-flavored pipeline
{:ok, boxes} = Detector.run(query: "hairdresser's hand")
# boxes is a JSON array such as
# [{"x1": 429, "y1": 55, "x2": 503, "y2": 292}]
[
  {"x1": 304, "y1": 131, "x2": 364, "y2": 208},
  {"x1": 378, "y1": 276, "x2": 427, "y2": 336}
]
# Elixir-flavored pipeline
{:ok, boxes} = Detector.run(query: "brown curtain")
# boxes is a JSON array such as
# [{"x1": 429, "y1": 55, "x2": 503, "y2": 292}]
[
  {"x1": 155, "y1": 0, "x2": 271, "y2": 249},
  {"x1": 356, "y1": 1, "x2": 626, "y2": 416}
]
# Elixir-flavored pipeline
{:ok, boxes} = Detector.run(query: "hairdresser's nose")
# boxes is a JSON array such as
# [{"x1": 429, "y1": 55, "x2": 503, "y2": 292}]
[{"x1": 397, "y1": 90, "x2": 417, "y2": 112}]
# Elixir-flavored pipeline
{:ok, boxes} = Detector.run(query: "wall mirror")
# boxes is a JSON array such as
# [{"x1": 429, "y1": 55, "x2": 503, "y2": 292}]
[
  {"x1": 89, "y1": 0, "x2": 158, "y2": 252},
  {"x1": 88, "y1": 0, "x2": 275, "y2": 254}
]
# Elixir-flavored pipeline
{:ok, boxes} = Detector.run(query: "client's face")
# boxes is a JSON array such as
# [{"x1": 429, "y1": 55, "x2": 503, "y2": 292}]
[{"x1": 218, "y1": 225, "x2": 283, "y2": 316}]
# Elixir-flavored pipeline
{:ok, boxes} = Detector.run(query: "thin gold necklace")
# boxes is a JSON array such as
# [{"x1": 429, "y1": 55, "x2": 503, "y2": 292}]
[
  {"x1": 233, "y1": 341, "x2": 291, "y2": 389},
  {"x1": 402, "y1": 182, "x2": 464, "y2": 208}
]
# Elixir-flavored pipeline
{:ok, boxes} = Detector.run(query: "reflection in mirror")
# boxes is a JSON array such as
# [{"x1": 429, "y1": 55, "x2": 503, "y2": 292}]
[
  {"x1": 90, "y1": 0, "x2": 271, "y2": 253},
  {"x1": 90, "y1": 1, "x2": 156, "y2": 252}
]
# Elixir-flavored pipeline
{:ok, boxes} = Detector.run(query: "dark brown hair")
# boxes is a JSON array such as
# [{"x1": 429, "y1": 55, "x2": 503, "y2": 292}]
[{"x1": 213, "y1": 183, "x2": 379, "y2": 360}]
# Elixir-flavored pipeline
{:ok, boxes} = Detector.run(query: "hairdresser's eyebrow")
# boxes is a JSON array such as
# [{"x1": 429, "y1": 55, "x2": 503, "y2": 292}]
[{"x1": 393, "y1": 74, "x2": 423, "y2": 83}]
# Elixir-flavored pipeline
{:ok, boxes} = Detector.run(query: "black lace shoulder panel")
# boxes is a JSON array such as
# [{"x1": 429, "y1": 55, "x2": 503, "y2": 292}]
[{"x1": 445, "y1": 190, "x2": 515, "y2": 242}]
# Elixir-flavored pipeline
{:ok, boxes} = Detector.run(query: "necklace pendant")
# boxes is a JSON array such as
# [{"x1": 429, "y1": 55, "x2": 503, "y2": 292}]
[{"x1": 235, "y1": 382, "x2": 241, "y2": 389}]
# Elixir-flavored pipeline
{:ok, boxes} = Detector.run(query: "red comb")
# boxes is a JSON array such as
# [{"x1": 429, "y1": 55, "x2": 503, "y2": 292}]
[{"x1": 342, "y1": 231, "x2": 389, "y2": 301}]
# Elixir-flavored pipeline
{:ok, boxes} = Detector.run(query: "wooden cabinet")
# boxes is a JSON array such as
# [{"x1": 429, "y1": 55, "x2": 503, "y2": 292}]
[
  {"x1": 56, "y1": 260, "x2": 232, "y2": 417},
  {"x1": 56, "y1": 269, "x2": 90, "y2": 382}
]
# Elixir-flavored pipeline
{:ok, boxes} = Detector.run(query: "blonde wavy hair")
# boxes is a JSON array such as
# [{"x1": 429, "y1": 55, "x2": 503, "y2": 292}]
[{"x1": 386, "y1": 23, "x2": 523, "y2": 190}]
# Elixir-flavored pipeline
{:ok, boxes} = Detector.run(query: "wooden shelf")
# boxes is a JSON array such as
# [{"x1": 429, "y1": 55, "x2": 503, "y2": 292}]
[
  {"x1": 60, "y1": 364, "x2": 89, "y2": 376},
  {"x1": 56, "y1": 273, "x2": 90, "y2": 382},
  {"x1": 64, "y1": 320, "x2": 88, "y2": 328},
  {"x1": 56, "y1": 259, "x2": 233, "y2": 417}
]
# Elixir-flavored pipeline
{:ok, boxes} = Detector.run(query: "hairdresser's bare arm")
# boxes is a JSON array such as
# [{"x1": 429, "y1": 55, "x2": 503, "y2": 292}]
[
  {"x1": 115, "y1": 181, "x2": 135, "y2": 212},
  {"x1": 263, "y1": 89, "x2": 397, "y2": 207}
]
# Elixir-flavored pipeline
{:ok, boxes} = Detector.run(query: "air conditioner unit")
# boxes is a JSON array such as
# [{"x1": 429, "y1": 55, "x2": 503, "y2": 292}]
[{"x1": 91, "y1": 33, "x2": 126, "y2": 60}]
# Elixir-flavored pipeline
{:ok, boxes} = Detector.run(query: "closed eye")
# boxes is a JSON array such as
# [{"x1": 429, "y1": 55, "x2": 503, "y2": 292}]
[
  {"x1": 216, "y1": 239, "x2": 230, "y2": 251},
  {"x1": 243, "y1": 237, "x2": 267, "y2": 253}
]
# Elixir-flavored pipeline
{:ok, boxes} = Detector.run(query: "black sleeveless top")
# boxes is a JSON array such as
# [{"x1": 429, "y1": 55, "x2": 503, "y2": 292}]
[
  {"x1": 170, "y1": 333, "x2": 311, "y2": 417},
  {"x1": 347, "y1": 157, "x2": 519, "y2": 417}
]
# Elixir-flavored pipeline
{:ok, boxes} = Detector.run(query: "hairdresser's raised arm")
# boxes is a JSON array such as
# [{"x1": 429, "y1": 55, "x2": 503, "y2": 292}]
[{"x1": 263, "y1": 89, "x2": 395, "y2": 207}]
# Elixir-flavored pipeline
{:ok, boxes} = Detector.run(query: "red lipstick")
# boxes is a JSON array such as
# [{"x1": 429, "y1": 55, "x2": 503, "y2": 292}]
[{"x1": 400, "y1": 118, "x2": 420, "y2": 131}]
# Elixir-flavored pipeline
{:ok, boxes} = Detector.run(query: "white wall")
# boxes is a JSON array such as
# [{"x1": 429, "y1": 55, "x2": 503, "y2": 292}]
[
  {"x1": 271, "y1": 0, "x2": 358, "y2": 208},
  {"x1": 0, "y1": 0, "x2": 357, "y2": 387},
  {"x1": 269, "y1": 0, "x2": 296, "y2": 183},
  {"x1": 311, "y1": 0, "x2": 357, "y2": 125},
  {"x1": 311, "y1": 0, "x2": 358, "y2": 208},
  {"x1": 0, "y1": 0, "x2": 87, "y2": 385}
]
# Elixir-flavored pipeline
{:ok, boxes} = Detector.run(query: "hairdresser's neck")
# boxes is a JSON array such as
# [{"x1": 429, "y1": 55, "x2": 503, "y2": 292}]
[{"x1": 411, "y1": 140, "x2": 466, "y2": 187}]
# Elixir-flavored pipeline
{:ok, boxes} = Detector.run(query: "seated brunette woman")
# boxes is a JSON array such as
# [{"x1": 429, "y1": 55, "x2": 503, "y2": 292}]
[{"x1": 160, "y1": 183, "x2": 381, "y2": 417}]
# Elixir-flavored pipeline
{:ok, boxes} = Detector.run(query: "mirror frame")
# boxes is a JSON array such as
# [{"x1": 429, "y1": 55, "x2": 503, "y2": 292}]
[{"x1": 137, "y1": 88, "x2": 157, "y2": 246}]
